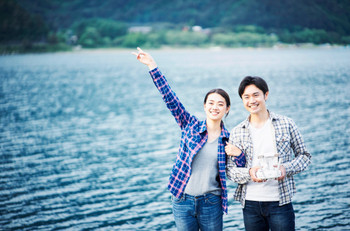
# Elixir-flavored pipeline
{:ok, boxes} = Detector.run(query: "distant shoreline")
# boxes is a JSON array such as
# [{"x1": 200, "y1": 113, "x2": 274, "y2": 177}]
[
  {"x1": 1, "y1": 43, "x2": 348, "y2": 56},
  {"x1": 44, "y1": 44, "x2": 350, "y2": 54}
]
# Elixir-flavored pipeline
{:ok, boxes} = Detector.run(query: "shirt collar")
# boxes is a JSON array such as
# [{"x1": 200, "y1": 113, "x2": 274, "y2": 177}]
[
  {"x1": 241, "y1": 110, "x2": 280, "y2": 128},
  {"x1": 269, "y1": 111, "x2": 280, "y2": 121},
  {"x1": 199, "y1": 120, "x2": 230, "y2": 139}
]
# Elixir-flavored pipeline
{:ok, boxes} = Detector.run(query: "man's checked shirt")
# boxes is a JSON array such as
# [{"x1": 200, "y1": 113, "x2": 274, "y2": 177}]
[
  {"x1": 226, "y1": 111, "x2": 312, "y2": 207},
  {"x1": 149, "y1": 67, "x2": 245, "y2": 214}
]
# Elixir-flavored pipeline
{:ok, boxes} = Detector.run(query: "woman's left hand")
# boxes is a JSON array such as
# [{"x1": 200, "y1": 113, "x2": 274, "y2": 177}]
[{"x1": 225, "y1": 142, "x2": 242, "y2": 156}]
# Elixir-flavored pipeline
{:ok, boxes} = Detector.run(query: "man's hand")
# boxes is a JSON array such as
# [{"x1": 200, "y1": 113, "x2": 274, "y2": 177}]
[
  {"x1": 276, "y1": 165, "x2": 286, "y2": 181},
  {"x1": 249, "y1": 166, "x2": 265, "y2": 183}
]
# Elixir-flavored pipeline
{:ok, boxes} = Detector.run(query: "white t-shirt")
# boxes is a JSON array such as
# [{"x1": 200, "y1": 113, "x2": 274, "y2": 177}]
[{"x1": 245, "y1": 118, "x2": 279, "y2": 201}]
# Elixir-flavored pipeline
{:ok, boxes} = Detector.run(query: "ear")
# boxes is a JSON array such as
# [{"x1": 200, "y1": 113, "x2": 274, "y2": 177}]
[
  {"x1": 226, "y1": 105, "x2": 231, "y2": 114},
  {"x1": 264, "y1": 91, "x2": 269, "y2": 101}
]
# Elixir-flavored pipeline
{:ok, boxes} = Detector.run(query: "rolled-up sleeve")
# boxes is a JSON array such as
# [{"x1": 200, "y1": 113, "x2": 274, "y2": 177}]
[{"x1": 226, "y1": 129, "x2": 251, "y2": 184}]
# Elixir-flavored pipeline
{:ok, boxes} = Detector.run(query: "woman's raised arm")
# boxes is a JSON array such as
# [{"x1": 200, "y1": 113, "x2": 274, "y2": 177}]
[{"x1": 132, "y1": 47, "x2": 192, "y2": 129}]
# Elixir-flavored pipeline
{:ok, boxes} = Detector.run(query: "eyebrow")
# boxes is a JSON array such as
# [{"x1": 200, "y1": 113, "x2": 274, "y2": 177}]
[
  {"x1": 208, "y1": 99, "x2": 225, "y2": 103},
  {"x1": 243, "y1": 91, "x2": 260, "y2": 96}
]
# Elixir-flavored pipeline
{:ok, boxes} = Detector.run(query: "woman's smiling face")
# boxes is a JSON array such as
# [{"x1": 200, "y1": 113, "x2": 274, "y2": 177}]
[{"x1": 204, "y1": 93, "x2": 230, "y2": 122}]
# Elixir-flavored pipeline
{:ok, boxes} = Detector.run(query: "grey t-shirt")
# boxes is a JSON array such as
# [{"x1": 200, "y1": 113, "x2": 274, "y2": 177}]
[{"x1": 184, "y1": 137, "x2": 221, "y2": 196}]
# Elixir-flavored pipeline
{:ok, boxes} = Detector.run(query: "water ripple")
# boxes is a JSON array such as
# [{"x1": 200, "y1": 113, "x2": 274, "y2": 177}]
[{"x1": 1, "y1": 48, "x2": 349, "y2": 230}]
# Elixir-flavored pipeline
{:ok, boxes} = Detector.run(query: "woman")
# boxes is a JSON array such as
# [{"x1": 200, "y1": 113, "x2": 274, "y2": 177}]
[{"x1": 132, "y1": 47, "x2": 244, "y2": 231}]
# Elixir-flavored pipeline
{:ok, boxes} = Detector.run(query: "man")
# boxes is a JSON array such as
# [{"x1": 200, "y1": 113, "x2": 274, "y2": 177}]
[{"x1": 226, "y1": 76, "x2": 311, "y2": 231}]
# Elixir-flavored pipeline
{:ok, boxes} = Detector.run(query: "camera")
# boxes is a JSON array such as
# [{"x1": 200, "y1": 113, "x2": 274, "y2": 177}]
[{"x1": 255, "y1": 154, "x2": 281, "y2": 180}]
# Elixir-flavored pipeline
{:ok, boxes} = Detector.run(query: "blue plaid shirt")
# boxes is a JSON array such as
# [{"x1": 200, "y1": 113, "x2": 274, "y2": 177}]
[
  {"x1": 149, "y1": 67, "x2": 245, "y2": 214},
  {"x1": 226, "y1": 111, "x2": 312, "y2": 207}
]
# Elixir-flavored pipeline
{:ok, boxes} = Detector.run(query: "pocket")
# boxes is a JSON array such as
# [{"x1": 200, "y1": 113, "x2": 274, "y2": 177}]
[
  {"x1": 276, "y1": 134, "x2": 290, "y2": 143},
  {"x1": 171, "y1": 195, "x2": 184, "y2": 204},
  {"x1": 206, "y1": 194, "x2": 221, "y2": 205},
  {"x1": 276, "y1": 134, "x2": 290, "y2": 158}
]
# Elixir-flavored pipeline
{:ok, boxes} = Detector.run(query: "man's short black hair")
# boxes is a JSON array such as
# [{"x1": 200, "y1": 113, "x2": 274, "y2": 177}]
[{"x1": 238, "y1": 76, "x2": 269, "y2": 98}]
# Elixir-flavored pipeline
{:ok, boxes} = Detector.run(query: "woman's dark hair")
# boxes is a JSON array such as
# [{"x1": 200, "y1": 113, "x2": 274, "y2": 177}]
[
  {"x1": 238, "y1": 76, "x2": 269, "y2": 98},
  {"x1": 204, "y1": 88, "x2": 231, "y2": 117}
]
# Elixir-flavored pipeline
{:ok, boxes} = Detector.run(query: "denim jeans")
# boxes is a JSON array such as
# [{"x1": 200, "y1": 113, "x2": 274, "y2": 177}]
[
  {"x1": 172, "y1": 193, "x2": 223, "y2": 231},
  {"x1": 243, "y1": 200, "x2": 295, "y2": 231}
]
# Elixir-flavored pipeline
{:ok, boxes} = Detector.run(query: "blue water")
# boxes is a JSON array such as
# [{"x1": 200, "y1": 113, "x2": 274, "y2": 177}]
[{"x1": 1, "y1": 48, "x2": 349, "y2": 230}]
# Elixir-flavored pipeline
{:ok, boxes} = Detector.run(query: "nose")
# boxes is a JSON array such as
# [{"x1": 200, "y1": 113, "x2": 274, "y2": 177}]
[{"x1": 249, "y1": 97, "x2": 256, "y2": 104}]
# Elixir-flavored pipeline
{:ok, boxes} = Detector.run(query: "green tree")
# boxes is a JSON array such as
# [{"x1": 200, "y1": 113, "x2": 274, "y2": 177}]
[
  {"x1": 165, "y1": 31, "x2": 208, "y2": 46},
  {"x1": 279, "y1": 28, "x2": 338, "y2": 44},
  {"x1": 47, "y1": 31, "x2": 66, "y2": 44},
  {"x1": 212, "y1": 32, "x2": 277, "y2": 47},
  {"x1": 120, "y1": 33, "x2": 147, "y2": 48},
  {"x1": 72, "y1": 18, "x2": 127, "y2": 47},
  {"x1": 0, "y1": 0, "x2": 48, "y2": 43},
  {"x1": 72, "y1": 18, "x2": 126, "y2": 38},
  {"x1": 78, "y1": 27, "x2": 101, "y2": 48}
]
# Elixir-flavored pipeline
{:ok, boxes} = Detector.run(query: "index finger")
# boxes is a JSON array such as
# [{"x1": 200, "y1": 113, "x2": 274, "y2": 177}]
[{"x1": 137, "y1": 47, "x2": 144, "y2": 53}]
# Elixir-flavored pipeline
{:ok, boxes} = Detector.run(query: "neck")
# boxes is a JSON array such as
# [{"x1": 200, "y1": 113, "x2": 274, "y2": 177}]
[
  {"x1": 250, "y1": 110, "x2": 269, "y2": 128},
  {"x1": 206, "y1": 119, "x2": 222, "y2": 131},
  {"x1": 206, "y1": 119, "x2": 222, "y2": 143}
]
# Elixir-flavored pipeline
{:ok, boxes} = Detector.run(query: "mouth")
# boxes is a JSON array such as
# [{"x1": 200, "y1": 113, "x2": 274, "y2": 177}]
[
  {"x1": 210, "y1": 110, "x2": 220, "y2": 116},
  {"x1": 249, "y1": 104, "x2": 259, "y2": 109}
]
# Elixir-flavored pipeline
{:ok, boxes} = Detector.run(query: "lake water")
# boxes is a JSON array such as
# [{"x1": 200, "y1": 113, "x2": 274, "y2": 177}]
[{"x1": 0, "y1": 47, "x2": 349, "y2": 230}]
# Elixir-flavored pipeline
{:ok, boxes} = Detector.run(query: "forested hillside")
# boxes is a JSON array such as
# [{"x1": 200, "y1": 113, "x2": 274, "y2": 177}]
[
  {"x1": 1, "y1": 0, "x2": 350, "y2": 53},
  {"x1": 15, "y1": 0, "x2": 350, "y2": 33}
]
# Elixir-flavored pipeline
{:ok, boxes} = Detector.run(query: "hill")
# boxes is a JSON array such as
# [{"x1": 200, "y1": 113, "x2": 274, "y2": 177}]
[
  {"x1": 1, "y1": 0, "x2": 350, "y2": 53},
  {"x1": 15, "y1": 0, "x2": 350, "y2": 34}
]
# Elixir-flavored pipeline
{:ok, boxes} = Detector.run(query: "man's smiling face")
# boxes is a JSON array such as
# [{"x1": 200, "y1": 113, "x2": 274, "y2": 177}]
[{"x1": 242, "y1": 84, "x2": 269, "y2": 115}]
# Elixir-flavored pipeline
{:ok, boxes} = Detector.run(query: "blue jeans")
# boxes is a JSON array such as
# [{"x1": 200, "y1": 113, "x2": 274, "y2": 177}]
[
  {"x1": 172, "y1": 193, "x2": 223, "y2": 231},
  {"x1": 243, "y1": 200, "x2": 295, "y2": 231}
]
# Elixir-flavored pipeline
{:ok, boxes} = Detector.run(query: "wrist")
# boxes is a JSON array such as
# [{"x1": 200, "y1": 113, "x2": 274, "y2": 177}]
[
  {"x1": 148, "y1": 62, "x2": 158, "y2": 70},
  {"x1": 249, "y1": 168, "x2": 252, "y2": 176}
]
